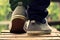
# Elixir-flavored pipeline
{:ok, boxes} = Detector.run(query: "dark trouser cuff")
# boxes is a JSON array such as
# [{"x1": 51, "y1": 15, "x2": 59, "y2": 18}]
[{"x1": 27, "y1": 10, "x2": 48, "y2": 24}]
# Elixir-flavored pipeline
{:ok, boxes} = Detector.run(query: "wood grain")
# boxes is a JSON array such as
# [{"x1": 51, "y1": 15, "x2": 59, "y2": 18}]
[{"x1": 0, "y1": 27, "x2": 60, "y2": 40}]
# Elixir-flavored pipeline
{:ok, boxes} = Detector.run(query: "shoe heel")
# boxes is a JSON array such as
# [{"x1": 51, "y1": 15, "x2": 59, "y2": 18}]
[{"x1": 9, "y1": 15, "x2": 26, "y2": 34}]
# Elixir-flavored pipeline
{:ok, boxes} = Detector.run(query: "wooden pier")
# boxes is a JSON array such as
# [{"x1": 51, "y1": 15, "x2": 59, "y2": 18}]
[{"x1": 0, "y1": 26, "x2": 60, "y2": 40}]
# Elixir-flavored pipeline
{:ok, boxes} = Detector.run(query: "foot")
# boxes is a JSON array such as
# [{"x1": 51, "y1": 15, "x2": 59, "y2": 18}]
[
  {"x1": 9, "y1": 15, "x2": 26, "y2": 34},
  {"x1": 24, "y1": 19, "x2": 51, "y2": 35}
]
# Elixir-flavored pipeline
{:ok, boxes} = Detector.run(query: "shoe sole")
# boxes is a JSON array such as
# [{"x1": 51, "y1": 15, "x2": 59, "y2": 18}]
[
  {"x1": 10, "y1": 17, "x2": 26, "y2": 34},
  {"x1": 27, "y1": 30, "x2": 51, "y2": 35}
]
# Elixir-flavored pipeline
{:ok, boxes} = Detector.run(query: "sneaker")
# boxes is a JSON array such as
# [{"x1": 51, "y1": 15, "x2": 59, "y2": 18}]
[
  {"x1": 9, "y1": 2, "x2": 26, "y2": 34},
  {"x1": 23, "y1": 19, "x2": 51, "y2": 35},
  {"x1": 9, "y1": 15, "x2": 26, "y2": 34}
]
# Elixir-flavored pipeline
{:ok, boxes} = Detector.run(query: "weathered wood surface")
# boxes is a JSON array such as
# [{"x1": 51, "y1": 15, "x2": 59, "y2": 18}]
[
  {"x1": 0, "y1": 27, "x2": 60, "y2": 40},
  {"x1": 0, "y1": 21, "x2": 10, "y2": 25}
]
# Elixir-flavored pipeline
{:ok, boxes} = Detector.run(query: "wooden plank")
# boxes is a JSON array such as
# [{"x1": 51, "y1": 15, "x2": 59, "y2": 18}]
[
  {"x1": 0, "y1": 37, "x2": 60, "y2": 40},
  {"x1": 0, "y1": 32, "x2": 59, "y2": 37},
  {"x1": 0, "y1": 27, "x2": 60, "y2": 40},
  {"x1": 0, "y1": 31, "x2": 60, "y2": 37},
  {"x1": 0, "y1": 34, "x2": 58, "y2": 40},
  {"x1": 48, "y1": 21, "x2": 60, "y2": 26},
  {"x1": 0, "y1": 21, "x2": 10, "y2": 25},
  {"x1": 0, "y1": 33, "x2": 60, "y2": 40}
]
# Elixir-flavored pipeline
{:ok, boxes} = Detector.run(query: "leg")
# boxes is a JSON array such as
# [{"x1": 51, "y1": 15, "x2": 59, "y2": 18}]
[
  {"x1": 27, "y1": 0, "x2": 50, "y2": 23},
  {"x1": 24, "y1": 0, "x2": 51, "y2": 35}
]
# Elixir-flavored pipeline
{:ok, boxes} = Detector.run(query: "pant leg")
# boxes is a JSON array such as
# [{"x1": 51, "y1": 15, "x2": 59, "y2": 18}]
[
  {"x1": 9, "y1": 0, "x2": 28, "y2": 18},
  {"x1": 27, "y1": 0, "x2": 50, "y2": 23},
  {"x1": 9, "y1": 0, "x2": 28, "y2": 10}
]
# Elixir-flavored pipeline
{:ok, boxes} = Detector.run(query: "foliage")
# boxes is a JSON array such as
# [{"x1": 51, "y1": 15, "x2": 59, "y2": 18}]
[
  {"x1": 0, "y1": 0, "x2": 11, "y2": 32},
  {"x1": 0, "y1": 0, "x2": 11, "y2": 21},
  {"x1": 48, "y1": 2, "x2": 60, "y2": 21},
  {"x1": 48, "y1": 2, "x2": 60, "y2": 30}
]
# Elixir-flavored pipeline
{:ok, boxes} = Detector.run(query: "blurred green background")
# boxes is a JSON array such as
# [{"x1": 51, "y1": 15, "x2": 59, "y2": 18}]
[{"x1": 0, "y1": 0, "x2": 60, "y2": 32}]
